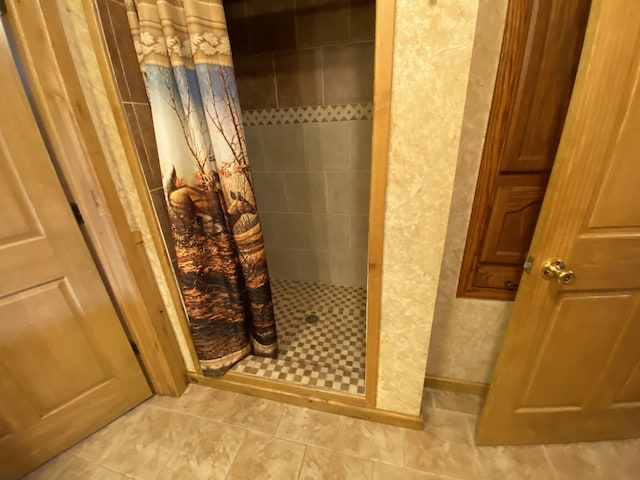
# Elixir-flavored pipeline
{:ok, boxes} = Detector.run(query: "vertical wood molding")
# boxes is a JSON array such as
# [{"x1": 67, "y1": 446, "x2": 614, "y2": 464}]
[
  {"x1": 6, "y1": 0, "x2": 187, "y2": 395},
  {"x1": 365, "y1": 0, "x2": 397, "y2": 408},
  {"x1": 81, "y1": 0, "x2": 202, "y2": 375}
]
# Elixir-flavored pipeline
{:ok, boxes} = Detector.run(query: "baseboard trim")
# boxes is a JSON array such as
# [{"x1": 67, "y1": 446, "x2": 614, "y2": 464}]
[
  {"x1": 425, "y1": 375, "x2": 490, "y2": 397},
  {"x1": 188, "y1": 372, "x2": 424, "y2": 430}
]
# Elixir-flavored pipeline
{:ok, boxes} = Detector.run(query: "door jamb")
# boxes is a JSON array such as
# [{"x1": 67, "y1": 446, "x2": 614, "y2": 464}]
[{"x1": 5, "y1": 0, "x2": 187, "y2": 396}]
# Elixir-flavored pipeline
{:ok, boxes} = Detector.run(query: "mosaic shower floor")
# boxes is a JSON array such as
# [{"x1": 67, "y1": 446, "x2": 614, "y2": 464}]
[{"x1": 230, "y1": 279, "x2": 366, "y2": 395}]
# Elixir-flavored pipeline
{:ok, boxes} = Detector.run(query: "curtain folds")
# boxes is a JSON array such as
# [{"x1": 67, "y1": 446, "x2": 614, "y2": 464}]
[{"x1": 125, "y1": 0, "x2": 278, "y2": 375}]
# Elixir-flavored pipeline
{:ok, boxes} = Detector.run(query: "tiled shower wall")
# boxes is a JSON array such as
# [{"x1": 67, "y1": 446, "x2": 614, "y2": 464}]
[
  {"x1": 226, "y1": 0, "x2": 376, "y2": 288},
  {"x1": 97, "y1": 0, "x2": 374, "y2": 289}
]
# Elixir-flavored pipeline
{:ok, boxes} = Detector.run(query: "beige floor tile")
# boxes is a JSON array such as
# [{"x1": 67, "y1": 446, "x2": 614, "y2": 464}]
[
  {"x1": 23, "y1": 452, "x2": 76, "y2": 480},
  {"x1": 336, "y1": 416, "x2": 404, "y2": 465},
  {"x1": 404, "y1": 409, "x2": 481, "y2": 478},
  {"x1": 610, "y1": 439, "x2": 640, "y2": 480},
  {"x1": 476, "y1": 444, "x2": 556, "y2": 480},
  {"x1": 226, "y1": 431, "x2": 305, "y2": 480},
  {"x1": 427, "y1": 388, "x2": 484, "y2": 416},
  {"x1": 155, "y1": 417, "x2": 246, "y2": 480},
  {"x1": 222, "y1": 393, "x2": 285, "y2": 434},
  {"x1": 149, "y1": 384, "x2": 237, "y2": 421},
  {"x1": 70, "y1": 412, "x2": 133, "y2": 463},
  {"x1": 26, "y1": 454, "x2": 126, "y2": 480},
  {"x1": 99, "y1": 406, "x2": 194, "y2": 479},
  {"x1": 545, "y1": 441, "x2": 633, "y2": 480},
  {"x1": 373, "y1": 462, "x2": 455, "y2": 480},
  {"x1": 276, "y1": 404, "x2": 340, "y2": 449},
  {"x1": 298, "y1": 447, "x2": 373, "y2": 480}
]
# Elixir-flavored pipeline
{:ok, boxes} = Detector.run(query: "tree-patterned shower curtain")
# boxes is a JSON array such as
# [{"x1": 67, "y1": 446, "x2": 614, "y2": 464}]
[{"x1": 125, "y1": 0, "x2": 278, "y2": 375}]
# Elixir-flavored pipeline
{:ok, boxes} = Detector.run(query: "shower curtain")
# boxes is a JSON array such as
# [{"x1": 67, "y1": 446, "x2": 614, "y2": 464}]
[{"x1": 125, "y1": 0, "x2": 277, "y2": 375}]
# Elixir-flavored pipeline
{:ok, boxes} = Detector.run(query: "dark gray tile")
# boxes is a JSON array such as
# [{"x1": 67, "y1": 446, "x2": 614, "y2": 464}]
[
  {"x1": 323, "y1": 42, "x2": 374, "y2": 104},
  {"x1": 132, "y1": 103, "x2": 163, "y2": 189},
  {"x1": 107, "y1": 0, "x2": 148, "y2": 103},
  {"x1": 296, "y1": 0, "x2": 350, "y2": 47},
  {"x1": 274, "y1": 48, "x2": 323, "y2": 108},
  {"x1": 245, "y1": 0, "x2": 297, "y2": 53},
  {"x1": 96, "y1": 0, "x2": 129, "y2": 100},
  {"x1": 350, "y1": 0, "x2": 376, "y2": 41},
  {"x1": 234, "y1": 53, "x2": 278, "y2": 110}
]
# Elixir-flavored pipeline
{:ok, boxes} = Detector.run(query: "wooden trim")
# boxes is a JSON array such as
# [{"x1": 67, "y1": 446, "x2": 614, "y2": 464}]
[
  {"x1": 189, "y1": 373, "x2": 424, "y2": 430},
  {"x1": 425, "y1": 375, "x2": 490, "y2": 397},
  {"x1": 5, "y1": 0, "x2": 187, "y2": 395},
  {"x1": 365, "y1": 0, "x2": 396, "y2": 407},
  {"x1": 81, "y1": 0, "x2": 202, "y2": 375}
]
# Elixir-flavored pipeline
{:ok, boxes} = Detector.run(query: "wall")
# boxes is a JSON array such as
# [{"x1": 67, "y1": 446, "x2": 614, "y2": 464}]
[
  {"x1": 227, "y1": 0, "x2": 376, "y2": 287},
  {"x1": 375, "y1": 0, "x2": 481, "y2": 415},
  {"x1": 426, "y1": 0, "x2": 511, "y2": 386}
]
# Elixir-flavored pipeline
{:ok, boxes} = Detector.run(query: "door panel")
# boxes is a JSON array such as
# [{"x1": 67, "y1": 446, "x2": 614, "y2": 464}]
[
  {"x1": 476, "y1": 0, "x2": 640, "y2": 445},
  {"x1": 500, "y1": 0, "x2": 590, "y2": 173},
  {"x1": 0, "y1": 20, "x2": 151, "y2": 479}
]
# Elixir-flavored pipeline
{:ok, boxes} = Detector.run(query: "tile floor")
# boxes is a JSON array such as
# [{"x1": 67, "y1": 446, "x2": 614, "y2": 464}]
[
  {"x1": 230, "y1": 280, "x2": 367, "y2": 395},
  {"x1": 26, "y1": 384, "x2": 640, "y2": 480}
]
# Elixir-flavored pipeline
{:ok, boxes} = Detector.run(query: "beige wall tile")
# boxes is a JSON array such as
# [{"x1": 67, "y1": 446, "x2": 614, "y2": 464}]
[
  {"x1": 266, "y1": 247, "x2": 332, "y2": 284},
  {"x1": 323, "y1": 42, "x2": 375, "y2": 104},
  {"x1": 376, "y1": 0, "x2": 479, "y2": 416},
  {"x1": 253, "y1": 171, "x2": 289, "y2": 212},
  {"x1": 275, "y1": 48, "x2": 324, "y2": 108},
  {"x1": 350, "y1": 214, "x2": 369, "y2": 255},
  {"x1": 330, "y1": 251, "x2": 367, "y2": 287},
  {"x1": 336, "y1": 416, "x2": 404, "y2": 465},
  {"x1": 314, "y1": 214, "x2": 350, "y2": 253},
  {"x1": 349, "y1": 119, "x2": 373, "y2": 170},
  {"x1": 226, "y1": 431, "x2": 305, "y2": 480},
  {"x1": 276, "y1": 404, "x2": 340, "y2": 449},
  {"x1": 304, "y1": 122, "x2": 350, "y2": 171},
  {"x1": 222, "y1": 394, "x2": 285, "y2": 435},
  {"x1": 327, "y1": 171, "x2": 370, "y2": 215},
  {"x1": 296, "y1": 0, "x2": 351, "y2": 47},
  {"x1": 285, "y1": 172, "x2": 328, "y2": 213},
  {"x1": 244, "y1": 125, "x2": 266, "y2": 171},
  {"x1": 262, "y1": 124, "x2": 306, "y2": 171},
  {"x1": 298, "y1": 447, "x2": 373, "y2": 480},
  {"x1": 404, "y1": 409, "x2": 480, "y2": 478}
]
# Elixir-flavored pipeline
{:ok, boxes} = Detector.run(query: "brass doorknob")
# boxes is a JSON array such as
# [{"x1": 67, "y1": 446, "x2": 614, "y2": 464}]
[{"x1": 542, "y1": 259, "x2": 575, "y2": 285}]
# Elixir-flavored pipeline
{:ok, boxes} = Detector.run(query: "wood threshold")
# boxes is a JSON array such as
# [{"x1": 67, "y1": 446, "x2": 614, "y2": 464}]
[
  {"x1": 425, "y1": 375, "x2": 490, "y2": 397},
  {"x1": 6, "y1": 0, "x2": 187, "y2": 396},
  {"x1": 188, "y1": 372, "x2": 424, "y2": 430}
]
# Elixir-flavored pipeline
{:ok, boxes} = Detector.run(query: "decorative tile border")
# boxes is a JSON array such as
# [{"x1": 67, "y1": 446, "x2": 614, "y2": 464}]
[{"x1": 242, "y1": 102, "x2": 373, "y2": 126}]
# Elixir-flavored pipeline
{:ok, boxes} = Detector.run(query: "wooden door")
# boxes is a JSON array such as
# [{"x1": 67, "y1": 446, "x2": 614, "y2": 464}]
[
  {"x1": 458, "y1": 0, "x2": 591, "y2": 300},
  {"x1": 476, "y1": 0, "x2": 640, "y2": 445},
  {"x1": 0, "y1": 20, "x2": 151, "y2": 479}
]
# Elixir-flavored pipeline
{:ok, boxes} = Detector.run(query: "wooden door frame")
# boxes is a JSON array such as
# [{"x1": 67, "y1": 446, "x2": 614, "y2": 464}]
[
  {"x1": 4, "y1": 0, "x2": 408, "y2": 424},
  {"x1": 4, "y1": 0, "x2": 187, "y2": 396}
]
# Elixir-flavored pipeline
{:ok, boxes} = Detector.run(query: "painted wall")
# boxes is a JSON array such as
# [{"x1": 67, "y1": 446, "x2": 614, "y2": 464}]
[
  {"x1": 426, "y1": 0, "x2": 511, "y2": 386},
  {"x1": 375, "y1": 0, "x2": 481, "y2": 415}
]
